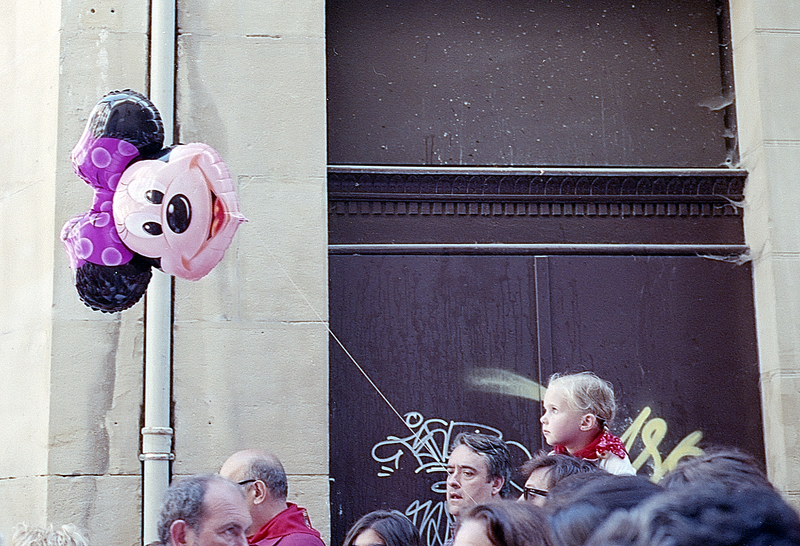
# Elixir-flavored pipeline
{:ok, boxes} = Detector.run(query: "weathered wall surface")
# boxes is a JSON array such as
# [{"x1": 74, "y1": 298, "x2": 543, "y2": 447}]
[
  {"x1": 731, "y1": 0, "x2": 800, "y2": 507},
  {"x1": 2, "y1": 1, "x2": 328, "y2": 544},
  {"x1": 172, "y1": 0, "x2": 330, "y2": 540},
  {"x1": 48, "y1": 3, "x2": 150, "y2": 545},
  {"x1": 0, "y1": 0, "x2": 60, "y2": 535}
]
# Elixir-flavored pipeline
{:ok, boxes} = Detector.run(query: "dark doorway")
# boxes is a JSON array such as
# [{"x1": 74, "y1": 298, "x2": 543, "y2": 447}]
[
  {"x1": 329, "y1": 250, "x2": 762, "y2": 546},
  {"x1": 327, "y1": 1, "x2": 757, "y2": 545}
]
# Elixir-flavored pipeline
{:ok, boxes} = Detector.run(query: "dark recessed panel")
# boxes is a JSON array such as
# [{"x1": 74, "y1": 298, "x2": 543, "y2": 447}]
[
  {"x1": 545, "y1": 255, "x2": 764, "y2": 467},
  {"x1": 328, "y1": 0, "x2": 731, "y2": 167},
  {"x1": 329, "y1": 255, "x2": 541, "y2": 546}
]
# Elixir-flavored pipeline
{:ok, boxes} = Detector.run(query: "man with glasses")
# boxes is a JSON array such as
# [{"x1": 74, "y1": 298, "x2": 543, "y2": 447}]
[
  {"x1": 220, "y1": 449, "x2": 324, "y2": 546},
  {"x1": 517, "y1": 453, "x2": 602, "y2": 506}
]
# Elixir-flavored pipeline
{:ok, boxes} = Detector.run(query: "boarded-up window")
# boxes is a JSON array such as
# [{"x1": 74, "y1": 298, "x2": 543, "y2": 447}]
[{"x1": 327, "y1": 0, "x2": 733, "y2": 167}]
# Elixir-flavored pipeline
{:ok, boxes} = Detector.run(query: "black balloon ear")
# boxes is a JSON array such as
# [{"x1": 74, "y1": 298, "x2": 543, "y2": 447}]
[
  {"x1": 74, "y1": 256, "x2": 154, "y2": 313},
  {"x1": 87, "y1": 89, "x2": 164, "y2": 157}
]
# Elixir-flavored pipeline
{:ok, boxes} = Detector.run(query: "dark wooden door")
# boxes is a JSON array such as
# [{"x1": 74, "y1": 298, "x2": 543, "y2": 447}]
[
  {"x1": 327, "y1": 1, "x2": 755, "y2": 544},
  {"x1": 329, "y1": 254, "x2": 545, "y2": 546},
  {"x1": 329, "y1": 249, "x2": 762, "y2": 546}
]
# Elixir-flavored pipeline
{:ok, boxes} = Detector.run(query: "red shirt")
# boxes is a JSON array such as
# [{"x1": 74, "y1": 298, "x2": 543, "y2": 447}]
[{"x1": 248, "y1": 503, "x2": 325, "y2": 546}]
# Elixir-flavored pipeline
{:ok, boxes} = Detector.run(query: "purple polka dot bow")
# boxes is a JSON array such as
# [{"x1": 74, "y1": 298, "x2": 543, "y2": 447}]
[{"x1": 61, "y1": 134, "x2": 139, "y2": 269}]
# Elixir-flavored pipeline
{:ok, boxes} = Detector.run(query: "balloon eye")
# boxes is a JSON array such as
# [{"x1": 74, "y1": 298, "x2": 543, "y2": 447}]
[
  {"x1": 167, "y1": 194, "x2": 191, "y2": 233},
  {"x1": 143, "y1": 222, "x2": 163, "y2": 236},
  {"x1": 146, "y1": 190, "x2": 164, "y2": 204}
]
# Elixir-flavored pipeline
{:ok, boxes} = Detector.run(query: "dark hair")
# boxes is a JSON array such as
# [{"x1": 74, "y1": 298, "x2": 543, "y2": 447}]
[
  {"x1": 461, "y1": 502, "x2": 553, "y2": 546},
  {"x1": 246, "y1": 453, "x2": 289, "y2": 500},
  {"x1": 546, "y1": 474, "x2": 662, "y2": 546},
  {"x1": 342, "y1": 511, "x2": 421, "y2": 546},
  {"x1": 586, "y1": 483, "x2": 800, "y2": 546},
  {"x1": 156, "y1": 474, "x2": 235, "y2": 545},
  {"x1": 658, "y1": 446, "x2": 773, "y2": 492},
  {"x1": 451, "y1": 433, "x2": 513, "y2": 497},
  {"x1": 520, "y1": 453, "x2": 603, "y2": 489}
]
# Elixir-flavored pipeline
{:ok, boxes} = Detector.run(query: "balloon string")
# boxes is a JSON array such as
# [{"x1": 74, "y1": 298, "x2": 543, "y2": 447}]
[
  {"x1": 265, "y1": 247, "x2": 485, "y2": 510},
  {"x1": 264, "y1": 247, "x2": 423, "y2": 443}
]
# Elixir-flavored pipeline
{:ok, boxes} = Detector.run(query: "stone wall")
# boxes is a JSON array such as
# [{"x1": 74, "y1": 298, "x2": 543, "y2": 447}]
[
  {"x1": 731, "y1": 0, "x2": 800, "y2": 508},
  {"x1": 0, "y1": 1, "x2": 328, "y2": 544},
  {"x1": 172, "y1": 0, "x2": 329, "y2": 538}
]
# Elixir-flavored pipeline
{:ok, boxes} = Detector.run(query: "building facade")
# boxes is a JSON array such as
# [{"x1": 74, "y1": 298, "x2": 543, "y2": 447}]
[{"x1": 1, "y1": 1, "x2": 799, "y2": 545}]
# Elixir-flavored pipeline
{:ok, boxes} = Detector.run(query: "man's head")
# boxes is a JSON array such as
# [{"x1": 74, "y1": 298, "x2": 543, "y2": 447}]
[
  {"x1": 518, "y1": 453, "x2": 602, "y2": 506},
  {"x1": 158, "y1": 474, "x2": 251, "y2": 546},
  {"x1": 585, "y1": 483, "x2": 800, "y2": 546},
  {"x1": 445, "y1": 432, "x2": 512, "y2": 520},
  {"x1": 219, "y1": 449, "x2": 289, "y2": 531},
  {"x1": 658, "y1": 446, "x2": 773, "y2": 492}
]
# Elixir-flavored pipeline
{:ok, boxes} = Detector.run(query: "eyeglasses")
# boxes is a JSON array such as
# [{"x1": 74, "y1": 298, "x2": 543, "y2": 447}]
[
  {"x1": 523, "y1": 487, "x2": 548, "y2": 501},
  {"x1": 237, "y1": 479, "x2": 257, "y2": 487}
]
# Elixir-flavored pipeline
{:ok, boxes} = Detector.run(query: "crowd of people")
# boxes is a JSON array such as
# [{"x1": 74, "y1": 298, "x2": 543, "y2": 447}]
[{"x1": 5, "y1": 372, "x2": 800, "y2": 546}]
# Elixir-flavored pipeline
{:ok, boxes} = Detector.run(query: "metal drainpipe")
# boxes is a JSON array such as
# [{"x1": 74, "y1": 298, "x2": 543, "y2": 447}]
[{"x1": 141, "y1": 1, "x2": 176, "y2": 544}]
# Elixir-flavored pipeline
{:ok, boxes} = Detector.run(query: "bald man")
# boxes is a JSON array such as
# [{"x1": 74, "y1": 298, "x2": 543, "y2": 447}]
[{"x1": 220, "y1": 449, "x2": 324, "y2": 546}]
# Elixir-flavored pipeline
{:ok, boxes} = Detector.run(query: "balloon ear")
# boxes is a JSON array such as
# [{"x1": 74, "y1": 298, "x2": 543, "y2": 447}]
[
  {"x1": 85, "y1": 89, "x2": 164, "y2": 157},
  {"x1": 74, "y1": 255, "x2": 154, "y2": 313}
]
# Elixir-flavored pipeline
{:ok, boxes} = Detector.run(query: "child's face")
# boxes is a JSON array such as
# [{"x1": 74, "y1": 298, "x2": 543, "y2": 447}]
[{"x1": 540, "y1": 384, "x2": 594, "y2": 452}]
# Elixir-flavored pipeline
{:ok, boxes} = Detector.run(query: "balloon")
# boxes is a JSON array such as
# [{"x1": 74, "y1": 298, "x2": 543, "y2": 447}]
[
  {"x1": 114, "y1": 143, "x2": 245, "y2": 280},
  {"x1": 61, "y1": 89, "x2": 245, "y2": 312}
]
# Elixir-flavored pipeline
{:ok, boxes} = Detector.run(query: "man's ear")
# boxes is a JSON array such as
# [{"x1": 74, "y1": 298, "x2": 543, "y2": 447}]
[
  {"x1": 490, "y1": 476, "x2": 504, "y2": 496},
  {"x1": 169, "y1": 520, "x2": 192, "y2": 546},
  {"x1": 579, "y1": 413, "x2": 598, "y2": 432},
  {"x1": 251, "y1": 479, "x2": 269, "y2": 505}
]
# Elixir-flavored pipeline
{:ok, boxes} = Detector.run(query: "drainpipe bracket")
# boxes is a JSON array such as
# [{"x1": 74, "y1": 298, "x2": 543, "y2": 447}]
[
  {"x1": 141, "y1": 426, "x2": 174, "y2": 458},
  {"x1": 139, "y1": 453, "x2": 175, "y2": 461}
]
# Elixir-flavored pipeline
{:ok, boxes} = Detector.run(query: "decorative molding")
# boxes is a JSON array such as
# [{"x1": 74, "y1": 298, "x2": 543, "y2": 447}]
[
  {"x1": 328, "y1": 167, "x2": 746, "y2": 218},
  {"x1": 328, "y1": 243, "x2": 750, "y2": 256}
]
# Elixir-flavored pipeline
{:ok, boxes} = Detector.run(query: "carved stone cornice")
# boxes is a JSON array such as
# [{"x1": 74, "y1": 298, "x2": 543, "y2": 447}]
[{"x1": 328, "y1": 166, "x2": 746, "y2": 218}]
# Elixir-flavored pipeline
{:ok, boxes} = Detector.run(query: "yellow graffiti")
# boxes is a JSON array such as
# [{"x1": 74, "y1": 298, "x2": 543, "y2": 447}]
[{"x1": 621, "y1": 406, "x2": 704, "y2": 482}]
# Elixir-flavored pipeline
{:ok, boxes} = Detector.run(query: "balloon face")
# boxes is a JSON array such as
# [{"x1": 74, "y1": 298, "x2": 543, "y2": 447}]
[{"x1": 113, "y1": 143, "x2": 245, "y2": 281}]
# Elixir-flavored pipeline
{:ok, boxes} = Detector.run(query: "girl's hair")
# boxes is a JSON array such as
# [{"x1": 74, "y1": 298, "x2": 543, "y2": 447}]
[
  {"x1": 548, "y1": 372, "x2": 617, "y2": 427},
  {"x1": 461, "y1": 502, "x2": 553, "y2": 546},
  {"x1": 342, "y1": 510, "x2": 421, "y2": 546}
]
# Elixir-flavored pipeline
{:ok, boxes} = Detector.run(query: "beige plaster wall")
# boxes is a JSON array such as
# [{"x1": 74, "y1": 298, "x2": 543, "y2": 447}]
[
  {"x1": 49, "y1": 2, "x2": 150, "y2": 545},
  {"x1": 0, "y1": 0, "x2": 148, "y2": 543},
  {"x1": 172, "y1": 0, "x2": 330, "y2": 541},
  {"x1": 731, "y1": 0, "x2": 800, "y2": 507},
  {"x1": 3, "y1": 1, "x2": 328, "y2": 543},
  {"x1": 0, "y1": 0, "x2": 59, "y2": 536}
]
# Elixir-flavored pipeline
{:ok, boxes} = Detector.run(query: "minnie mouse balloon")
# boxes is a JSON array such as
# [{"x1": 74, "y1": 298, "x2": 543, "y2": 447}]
[
  {"x1": 61, "y1": 89, "x2": 246, "y2": 312},
  {"x1": 113, "y1": 143, "x2": 244, "y2": 281}
]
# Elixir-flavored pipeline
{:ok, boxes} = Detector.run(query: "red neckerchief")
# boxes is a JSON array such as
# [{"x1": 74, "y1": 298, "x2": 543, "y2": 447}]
[
  {"x1": 553, "y1": 431, "x2": 628, "y2": 460},
  {"x1": 248, "y1": 503, "x2": 321, "y2": 545}
]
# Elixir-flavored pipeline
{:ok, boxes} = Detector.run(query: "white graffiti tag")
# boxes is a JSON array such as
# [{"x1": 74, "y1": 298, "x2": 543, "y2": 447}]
[{"x1": 371, "y1": 412, "x2": 532, "y2": 546}]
